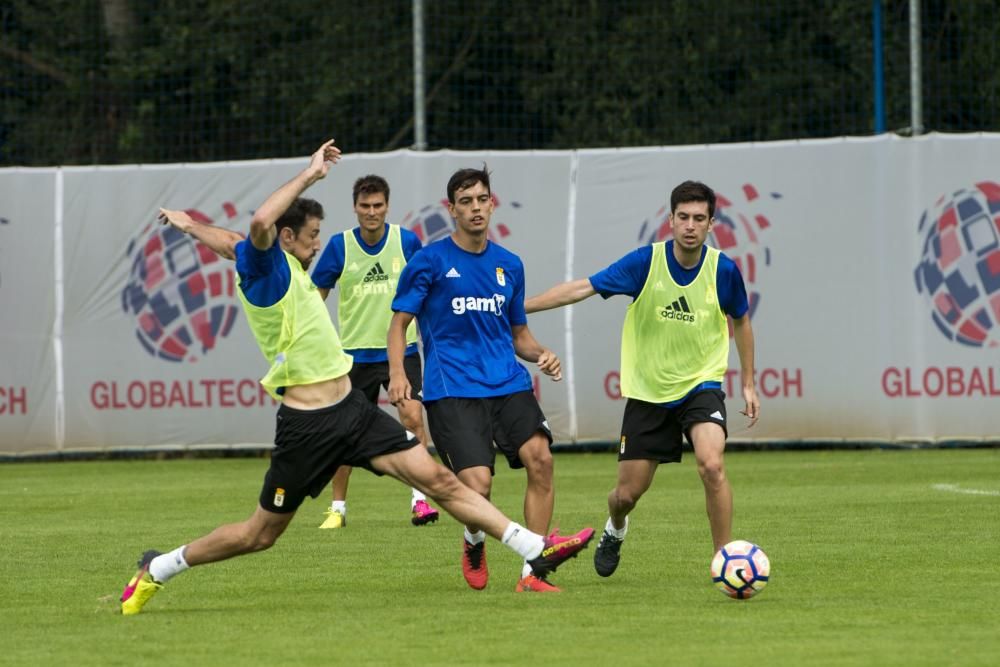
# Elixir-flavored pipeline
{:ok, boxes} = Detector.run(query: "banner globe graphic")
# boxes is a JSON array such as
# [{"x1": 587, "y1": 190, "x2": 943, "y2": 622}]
[
  {"x1": 637, "y1": 184, "x2": 779, "y2": 319},
  {"x1": 121, "y1": 210, "x2": 240, "y2": 362},
  {"x1": 402, "y1": 195, "x2": 516, "y2": 244},
  {"x1": 914, "y1": 181, "x2": 1000, "y2": 348}
]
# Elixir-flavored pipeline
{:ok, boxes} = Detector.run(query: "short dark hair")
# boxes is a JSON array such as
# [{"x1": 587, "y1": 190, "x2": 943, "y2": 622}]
[
  {"x1": 446, "y1": 165, "x2": 491, "y2": 204},
  {"x1": 352, "y1": 175, "x2": 390, "y2": 204},
  {"x1": 670, "y1": 180, "x2": 716, "y2": 218},
  {"x1": 275, "y1": 197, "x2": 324, "y2": 235}
]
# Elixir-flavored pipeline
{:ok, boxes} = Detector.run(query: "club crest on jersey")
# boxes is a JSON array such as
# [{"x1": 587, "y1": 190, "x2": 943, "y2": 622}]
[{"x1": 496, "y1": 267, "x2": 505, "y2": 286}]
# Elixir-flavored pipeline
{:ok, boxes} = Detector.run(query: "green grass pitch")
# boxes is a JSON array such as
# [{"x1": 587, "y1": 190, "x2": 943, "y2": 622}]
[{"x1": 2, "y1": 449, "x2": 998, "y2": 666}]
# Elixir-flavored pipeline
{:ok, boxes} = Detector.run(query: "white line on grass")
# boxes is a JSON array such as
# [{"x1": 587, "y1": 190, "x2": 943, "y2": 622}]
[{"x1": 932, "y1": 483, "x2": 1000, "y2": 497}]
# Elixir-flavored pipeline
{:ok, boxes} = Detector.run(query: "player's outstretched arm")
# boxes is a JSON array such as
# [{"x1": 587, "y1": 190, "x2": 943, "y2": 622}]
[
  {"x1": 387, "y1": 311, "x2": 417, "y2": 405},
  {"x1": 732, "y1": 314, "x2": 760, "y2": 427},
  {"x1": 511, "y1": 324, "x2": 562, "y2": 381},
  {"x1": 524, "y1": 278, "x2": 597, "y2": 314},
  {"x1": 158, "y1": 208, "x2": 244, "y2": 261},
  {"x1": 249, "y1": 139, "x2": 341, "y2": 250}
]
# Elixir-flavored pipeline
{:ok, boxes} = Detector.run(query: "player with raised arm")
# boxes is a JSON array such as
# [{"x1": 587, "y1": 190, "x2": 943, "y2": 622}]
[{"x1": 118, "y1": 142, "x2": 594, "y2": 615}]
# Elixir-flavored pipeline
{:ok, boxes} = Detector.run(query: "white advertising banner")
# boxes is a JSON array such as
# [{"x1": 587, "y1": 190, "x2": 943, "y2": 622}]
[
  {"x1": 0, "y1": 170, "x2": 59, "y2": 452},
  {"x1": 1, "y1": 134, "x2": 998, "y2": 453},
  {"x1": 565, "y1": 135, "x2": 1000, "y2": 442}
]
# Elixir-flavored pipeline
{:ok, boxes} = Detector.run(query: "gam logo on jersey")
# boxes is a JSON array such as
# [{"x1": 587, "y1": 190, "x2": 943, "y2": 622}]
[
  {"x1": 121, "y1": 204, "x2": 241, "y2": 363},
  {"x1": 637, "y1": 183, "x2": 779, "y2": 321},
  {"x1": 451, "y1": 294, "x2": 506, "y2": 316},
  {"x1": 403, "y1": 193, "x2": 518, "y2": 244},
  {"x1": 914, "y1": 181, "x2": 1000, "y2": 349}
]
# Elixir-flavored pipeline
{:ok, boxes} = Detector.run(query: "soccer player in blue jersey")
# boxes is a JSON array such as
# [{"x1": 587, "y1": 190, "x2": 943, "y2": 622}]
[
  {"x1": 524, "y1": 180, "x2": 760, "y2": 578},
  {"x1": 119, "y1": 143, "x2": 595, "y2": 615},
  {"x1": 387, "y1": 166, "x2": 587, "y2": 593},
  {"x1": 311, "y1": 175, "x2": 439, "y2": 529}
]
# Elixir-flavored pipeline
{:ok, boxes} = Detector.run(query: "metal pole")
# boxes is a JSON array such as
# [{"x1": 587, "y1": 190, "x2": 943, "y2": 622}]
[
  {"x1": 909, "y1": 0, "x2": 924, "y2": 135},
  {"x1": 413, "y1": 0, "x2": 427, "y2": 150},
  {"x1": 872, "y1": 0, "x2": 886, "y2": 134}
]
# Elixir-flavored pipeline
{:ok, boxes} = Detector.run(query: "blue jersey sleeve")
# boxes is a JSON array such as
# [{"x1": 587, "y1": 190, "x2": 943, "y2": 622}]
[
  {"x1": 234, "y1": 239, "x2": 290, "y2": 307},
  {"x1": 588, "y1": 246, "x2": 653, "y2": 299},
  {"x1": 717, "y1": 253, "x2": 749, "y2": 318},
  {"x1": 311, "y1": 232, "x2": 347, "y2": 289},
  {"x1": 401, "y1": 227, "x2": 424, "y2": 261},
  {"x1": 392, "y1": 247, "x2": 435, "y2": 315},
  {"x1": 509, "y1": 256, "x2": 528, "y2": 326}
]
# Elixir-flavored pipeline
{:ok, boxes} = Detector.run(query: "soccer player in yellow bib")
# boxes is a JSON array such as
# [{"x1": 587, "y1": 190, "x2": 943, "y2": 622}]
[
  {"x1": 311, "y1": 175, "x2": 439, "y2": 529},
  {"x1": 118, "y1": 142, "x2": 595, "y2": 615},
  {"x1": 524, "y1": 180, "x2": 760, "y2": 578}
]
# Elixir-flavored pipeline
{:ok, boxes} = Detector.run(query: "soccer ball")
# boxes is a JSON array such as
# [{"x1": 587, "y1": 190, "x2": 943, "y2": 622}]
[{"x1": 710, "y1": 540, "x2": 770, "y2": 599}]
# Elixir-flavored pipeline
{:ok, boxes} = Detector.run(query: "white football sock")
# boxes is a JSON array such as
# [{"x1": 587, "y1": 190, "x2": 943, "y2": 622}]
[
  {"x1": 411, "y1": 488, "x2": 427, "y2": 507},
  {"x1": 606, "y1": 515, "x2": 628, "y2": 539},
  {"x1": 501, "y1": 522, "x2": 544, "y2": 561},
  {"x1": 149, "y1": 546, "x2": 190, "y2": 583},
  {"x1": 521, "y1": 562, "x2": 533, "y2": 578},
  {"x1": 331, "y1": 500, "x2": 346, "y2": 515},
  {"x1": 463, "y1": 528, "x2": 486, "y2": 545}
]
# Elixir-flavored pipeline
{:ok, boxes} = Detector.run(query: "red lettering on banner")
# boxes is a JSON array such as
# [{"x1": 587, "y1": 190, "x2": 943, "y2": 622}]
[
  {"x1": 605, "y1": 372, "x2": 622, "y2": 400},
  {"x1": 925, "y1": 367, "x2": 943, "y2": 397},
  {"x1": 149, "y1": 381, "x2": 166, "y2": 408},
  {"x1": 947, "y1": 367, "x2": 964, "y2": 396},
  {"x1": 0, "y1": 387, "x2": 28, "y2": 415},
  {"x1": 91, "y1": 382, "x2": 107, "y2": 409},
  {"x1": 89, "y1": 379, "x2": 278, "y2": 410},
  {"x1": 968, "y1": 368, "x2": 986, "y2": 396},
  {"x1": 128, "y1": 381, "x2": 146, "y2": 408},
  {"x1": 605, "y1": 369, "x2": 802, "y2": 401},
  {"x1": 760, "y1": 369, "x2": 781, "y2": 398},
  {"x1": 219, "y1": 379, "x2": 235, "y2": 407},
  {"x1": 783, "y1": 369, "x2": 803, "y2": 397},
  {"x1": 726, "y1": 368, "x2": 804, "y2": 399},
  {"x1": 199, "y1": 379, "x2": 218, "y2": 406},
  {"x1": 906, "y1": 368, "x2": 921, "y2": 397},
  {"x1": 188, "y1": 381, "x2": 204, "y2": 408},
  {"x1": 882, "y1": 366, "x2": 1000, "y2": 398},
  {"x1": 238, "y1": 380, "x2": 258, "y2": 407},
  {"x1": 168, "y1": 381, "x2": 186, "y2": 407}
]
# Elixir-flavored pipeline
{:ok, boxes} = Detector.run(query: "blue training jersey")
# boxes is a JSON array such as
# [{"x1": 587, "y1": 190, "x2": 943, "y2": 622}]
[
  {"x1": 392, "y1": 236, "x2": 533, "y2": 401},
  {"x1": 234, "y1": 239, "x2": 290, "y2": 307},
  {"x1": 311, "y1": 223, "x2": 423, "y2": 362},
  {"x1": 589, "y1": 241, "x2": 749, "y2": 406}
]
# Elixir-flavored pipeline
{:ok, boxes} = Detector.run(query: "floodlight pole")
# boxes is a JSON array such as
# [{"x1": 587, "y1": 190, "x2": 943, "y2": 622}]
[
  {"x1": 413, "y1": 0, "x2": 428, "y2": 150},
  {"x1": 909, "y1": 0, "x2": 924, "y2": 135}
]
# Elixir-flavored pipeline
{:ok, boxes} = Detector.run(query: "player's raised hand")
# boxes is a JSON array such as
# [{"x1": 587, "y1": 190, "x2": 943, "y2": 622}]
[
  {"x1": 740, "y1": 385, "x2": 760, "y2": 428},
  {"x1": 310, "y1": 139, "x2": 342, "y2": 178},
  {"x1": 158, "y1": 208, "x2": 195, "y2": 234},
  {"x1": 537, "y1": 349, "x2": 562, "y2": 382}
]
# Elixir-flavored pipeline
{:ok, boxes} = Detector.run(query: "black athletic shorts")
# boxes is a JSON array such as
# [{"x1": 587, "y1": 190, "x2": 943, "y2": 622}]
[
  {"x1": 425, "y1": 391, "x2": 552, "y2": 474},
  {"x1": 259, "y1": 389, "x2": 420, "y2": 513},
  {"x1": 618, "y1": 389, "x2": 728, "y2": 464},
  {"x1": 348, "y1": 354, "x2": 423, "y2": 404}
]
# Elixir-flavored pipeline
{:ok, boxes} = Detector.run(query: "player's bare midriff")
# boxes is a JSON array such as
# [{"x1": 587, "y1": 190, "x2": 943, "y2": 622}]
[{"x1": 281, "y1": 374, "x2": 352, "y2": 410}]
